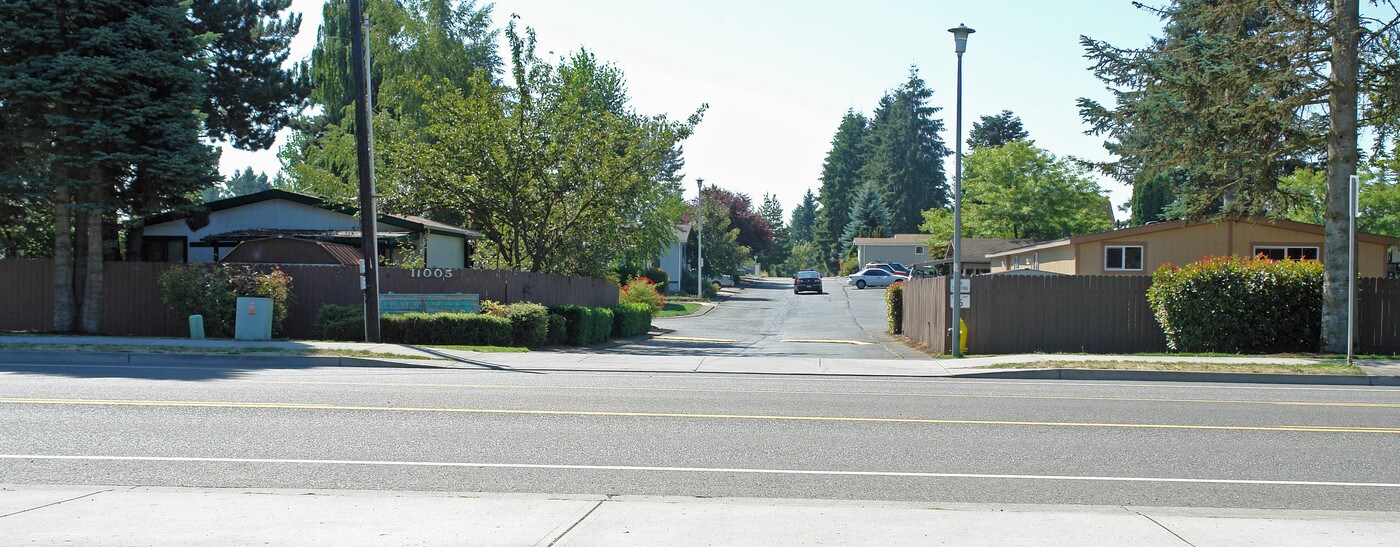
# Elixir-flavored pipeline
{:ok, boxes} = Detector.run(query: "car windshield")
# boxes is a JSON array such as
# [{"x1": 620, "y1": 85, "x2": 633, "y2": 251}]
[
  {"x1": 889, "y1": 262, "x2": 906, "y2": 270},
  {"x1": 861, "y1": 269, "x2": 886, "y2": 276},
  {"x1": 796, "y1": 271, "x2": 820, "y2": 279}
]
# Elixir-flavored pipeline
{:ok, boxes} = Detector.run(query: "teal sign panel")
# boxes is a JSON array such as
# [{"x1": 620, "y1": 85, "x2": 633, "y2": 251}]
[{"x1": 380, "y1": 293, "x2": 480, "y2": 315}]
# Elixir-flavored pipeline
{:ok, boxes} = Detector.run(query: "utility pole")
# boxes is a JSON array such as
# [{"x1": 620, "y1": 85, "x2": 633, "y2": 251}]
[
  {"x1": 349, "y1": 0, "x2": 380, "y2": 342},
  {"x1": 696, "y1": 178, "x2": 704, "y2": 298}
]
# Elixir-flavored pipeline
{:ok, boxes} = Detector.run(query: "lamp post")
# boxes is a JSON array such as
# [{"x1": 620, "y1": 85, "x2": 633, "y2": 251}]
[
  {"x1": 696, "y1": 178, "x2": 704, "y2": 297},
  {"x1": 948, "y1": 23, "x2": 974, "y2": 358}
]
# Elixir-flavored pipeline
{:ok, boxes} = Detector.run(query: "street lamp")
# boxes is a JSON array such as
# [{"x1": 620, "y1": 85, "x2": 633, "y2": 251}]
[
  {"x1": 696, "y1": 178, "x2": 704, "y2": 298},
  {"x1": 948, "y1": 23, "x2": 974, "y2": 358}
]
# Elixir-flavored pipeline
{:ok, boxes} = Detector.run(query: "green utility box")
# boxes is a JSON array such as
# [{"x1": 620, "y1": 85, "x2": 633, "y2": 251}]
[{"x1": 234, "y1": 297, "x2": 273, "y2": 341}]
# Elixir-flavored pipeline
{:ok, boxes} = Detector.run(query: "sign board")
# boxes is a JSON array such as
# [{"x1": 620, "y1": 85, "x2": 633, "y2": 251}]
[
  {"x1": 948, "y1": 278, "x2": 970, "y2": 294},
  {"x1": 948, "y1": 294, "x2": 970, "y2": 309},
  {"x1": 380, "y1": 293, "x2": 480, "y2": 315}
]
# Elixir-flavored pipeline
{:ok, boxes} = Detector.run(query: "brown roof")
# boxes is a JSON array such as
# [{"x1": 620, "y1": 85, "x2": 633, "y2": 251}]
[
  {"x1": 220, "y1": 237, "x2": 363, "y2": 266},
  {"x1": 852, "y1": 233, "x2": 934, "y2": 246},
  {"x1": 987, "y1": 219, "x2": 1400, "y2": 258}
]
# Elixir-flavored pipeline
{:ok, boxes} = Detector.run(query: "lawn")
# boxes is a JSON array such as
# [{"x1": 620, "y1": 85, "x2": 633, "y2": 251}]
[
  {"x1": 982, "y1": 360, "x2": 1366, "y2": 375},
  {"x1": 655, "y1": 302, "x2": 702, "y2": 317}
]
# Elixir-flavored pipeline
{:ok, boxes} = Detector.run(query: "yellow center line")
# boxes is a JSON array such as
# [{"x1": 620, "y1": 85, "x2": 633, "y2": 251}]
[
  {"x1": 2, "y1": 397, "x2": 1397, "y2": 434},
  {"x1": 241, "y1": 380, "x2": 1400, "y2": 409}
]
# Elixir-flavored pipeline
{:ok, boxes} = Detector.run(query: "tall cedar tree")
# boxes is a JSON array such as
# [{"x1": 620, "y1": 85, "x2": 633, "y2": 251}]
[
  {"x1": 191, "y1": 0, "x2": 311, "y2": 150},
  {"x1": 757, "y1": 193, "x2": 790, "y2": 272},
  {"x1": 815, "y1": 110, "x2": 869, "y2": 267},
  {"x1": 859, "y1": 67, "x2": 950, "y2": 235},
  {"x1": 789, "y1": 190, "x2": 819, "y2": 244},
  {"x1": 0, "y1": 0, "x2": 221, "y2": 332},
  {"x1": 1080, "y1": 0, "x2": 1400, "y2": 352},
  {"x1": 967, "y1": 110, "x2": 1030, "y2": 149},
  {"x1": 840, "y1": 182, "x2": 893, "y2": 254}
]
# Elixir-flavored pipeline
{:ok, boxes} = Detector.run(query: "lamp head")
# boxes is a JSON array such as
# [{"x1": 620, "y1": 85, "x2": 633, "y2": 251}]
[{"x1": 948, "y1": 24, "x2": 975, "y2": 54}]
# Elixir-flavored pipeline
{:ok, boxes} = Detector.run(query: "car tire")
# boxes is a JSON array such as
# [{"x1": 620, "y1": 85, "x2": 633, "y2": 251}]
[
  {"x1": 856, "y1": 280, "x2": 866, "y2": 289},
  {"x1": 794, "y1": 289, "x2": 800, "y2": 294}
]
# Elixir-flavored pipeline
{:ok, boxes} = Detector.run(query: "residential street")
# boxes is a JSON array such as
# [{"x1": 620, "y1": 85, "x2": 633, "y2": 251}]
[
  {"x1": 3, "y1": 360, "x2": 1399, "y2": 512},
  {"x1": 596, "y1": 277, "x2": 927, "y2": 359}
]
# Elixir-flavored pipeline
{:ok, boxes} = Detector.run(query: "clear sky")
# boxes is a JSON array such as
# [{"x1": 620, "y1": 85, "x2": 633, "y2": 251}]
[{"x1": 220, "y1": 0, "x2": 1170, "y2": 222}]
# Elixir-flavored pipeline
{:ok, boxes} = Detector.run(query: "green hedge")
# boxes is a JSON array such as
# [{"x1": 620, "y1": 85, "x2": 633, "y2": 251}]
[
  {"x1": 886, "y1": 280, "x2": 904, "y2": 334},
  {"x1": 505, "y1": 302, "x2": 549, "y2": 348},
  {"x1": 161, "y1": 264, "x2": 293, "y2": 338},
  {"x1": 612, "y1": 303, "x2": 652, "y2": 337},
  {"x1": 380, "y1": 312, "x2": 513, "y2": 346},
  {"x1": 1147, "y1": 256, "x2": 1323, "y2": 353},
  {"x1": 546, "y1": 313, "x2": 568, "y2": 346},
  {"x1": 550, "y1": 304, "x2": 613, "y2": 345},
  {"x1": 316, "y1": 304, "x2": 363, "y2": 341}
]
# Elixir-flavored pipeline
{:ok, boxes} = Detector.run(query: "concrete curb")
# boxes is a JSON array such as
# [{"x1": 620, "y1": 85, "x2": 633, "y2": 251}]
[
  {"x1": 0, "y1": 351, "x2": 453, "y2": 370},
  {"x1": 951, "y1": 367, "x2": 1400, "y2": 386}
]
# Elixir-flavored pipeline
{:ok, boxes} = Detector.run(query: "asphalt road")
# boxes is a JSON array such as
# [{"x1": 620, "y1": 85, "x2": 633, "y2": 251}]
[
  {"x1": 3, "y1": 360, "x2": 1399, "y2": 512},
  {"x1": 597, "y1": 277, "x2": 926, "y2": 359}
]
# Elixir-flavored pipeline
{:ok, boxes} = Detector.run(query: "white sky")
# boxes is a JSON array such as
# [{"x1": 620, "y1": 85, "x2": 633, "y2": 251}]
[{"x1": 218, "y1": 0, "x2": 1170, "y2": 221}]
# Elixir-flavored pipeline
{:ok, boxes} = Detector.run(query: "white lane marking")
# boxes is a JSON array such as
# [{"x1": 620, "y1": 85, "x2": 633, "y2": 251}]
[{"x1": 4, "y1": 454, "x2": 1399, "y2": 489}]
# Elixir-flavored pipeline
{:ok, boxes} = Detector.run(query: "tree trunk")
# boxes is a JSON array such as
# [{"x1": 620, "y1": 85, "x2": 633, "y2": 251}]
[
  {"x1": 1322, "y1": 0, "x2": 1359, "y2": 353},
  {"x1": 51, "y1": 184, "x2": 75, "y2": 332},
  {"x1": 79, "y1": 201, "x2": 104, "y2": 333}
]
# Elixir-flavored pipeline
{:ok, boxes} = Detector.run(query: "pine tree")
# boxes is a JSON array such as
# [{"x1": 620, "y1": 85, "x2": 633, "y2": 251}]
[
  {"x1": 967, "y1": 110, "x2": 1029, "y2": 149},
  {"x1": 815, "y1": 110, "x2": 868, "y2": 266},
  {"x1": 859, "y1": 67, "x2": 950, "y2": 234},
  {"x1": 757, "y1": 194, "x2": 790, "y2": 273},
  {"x1": 789, "y1": 190, "x2": 819, "y2": 244},
  {"x1": 840, "y1": 182, "x2": 893, "y2": 254}
]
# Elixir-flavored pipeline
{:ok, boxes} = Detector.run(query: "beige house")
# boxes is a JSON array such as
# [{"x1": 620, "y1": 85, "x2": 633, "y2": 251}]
[
  {"x1": 851, "y1": 233, "x2": 935, "y2": 267},
  {"x1": 987, "y1": 219, "x2": 1399, "y2": 277}
]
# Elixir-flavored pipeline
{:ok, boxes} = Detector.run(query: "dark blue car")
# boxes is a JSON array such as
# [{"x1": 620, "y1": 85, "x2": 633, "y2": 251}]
[{"x1": 793, "y1": 270, "x2": 824, "y2": 294}]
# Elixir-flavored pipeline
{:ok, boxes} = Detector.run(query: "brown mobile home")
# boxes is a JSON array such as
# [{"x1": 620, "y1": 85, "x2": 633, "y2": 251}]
[{"x1": 987, "y1": 219, "x2": 1398, "y2": 277}]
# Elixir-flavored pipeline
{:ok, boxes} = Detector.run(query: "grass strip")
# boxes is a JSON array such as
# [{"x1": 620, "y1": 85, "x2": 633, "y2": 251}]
[
  {"x1": 982, "y1": 360, "x2": 1366, "y2": 376},
  {"x1": 0, "y1": 342, "x2": 438, "y2": 360},
  {"x1": 655, "y1": 302, "x2": 702, "y2": 317}
]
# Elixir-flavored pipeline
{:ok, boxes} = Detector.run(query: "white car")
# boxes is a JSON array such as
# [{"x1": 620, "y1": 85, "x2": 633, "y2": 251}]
[{"x1": 848, "y1": 268, "x2": 906, "y2": 289}]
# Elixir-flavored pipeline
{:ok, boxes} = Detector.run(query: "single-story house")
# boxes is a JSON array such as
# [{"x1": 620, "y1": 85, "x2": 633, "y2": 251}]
[
  {"x1": 987, "y1": 219, "x2": 1399, "y2": 277},
  {"x1": 918, "y1": 238, "x2": 1039, "y2": 276},
  {"x1": 651, "y1": 224, "x2": 691, "y2": 293},
  {"x1": 132, "y1": 189, "x2": 483, "y2": 268},
  {"x1": 851, "y1": 234, "x2": 935, "y2": 268}
]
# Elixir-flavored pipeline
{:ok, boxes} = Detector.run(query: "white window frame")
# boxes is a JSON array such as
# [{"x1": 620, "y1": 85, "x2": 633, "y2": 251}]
[
  {"x1": 1104, "y1": 245, "x2": 1143, "y2": 271},
  {"x1": 915, "y1": 246, "x2": 925, "y2": 255},
  {"x1": 1252, "y1": 246, "x2": 1319, "y2": 261}
]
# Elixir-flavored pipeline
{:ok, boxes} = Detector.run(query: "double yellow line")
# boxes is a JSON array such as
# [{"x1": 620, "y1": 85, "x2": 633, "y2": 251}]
[{"x1": 2, "y1": 397, "x2": 1397, "y2": 434}]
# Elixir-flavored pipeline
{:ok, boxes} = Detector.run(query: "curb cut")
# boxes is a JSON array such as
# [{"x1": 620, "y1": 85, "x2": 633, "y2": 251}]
[
  {"x1": 0, "y1": 351, "x2": 454, "y2": 370},
  {"x1": 950, "y1": 367, "x2": 1400, "y2": 386}
]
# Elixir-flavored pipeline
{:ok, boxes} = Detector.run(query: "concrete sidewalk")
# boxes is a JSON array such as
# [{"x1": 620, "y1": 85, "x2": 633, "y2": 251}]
[
  {"x1": 1, "y1": 485, "x2": 1396, "y2": 546},
  {"x1": 3, "y1": 333, "x2": 1399, "y2": 383}
]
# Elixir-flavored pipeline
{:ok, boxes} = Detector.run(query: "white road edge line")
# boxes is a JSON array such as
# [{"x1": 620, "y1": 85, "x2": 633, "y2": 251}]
[{"x1": 4, "y1": 454, "x2": 1399, "y2": 489}]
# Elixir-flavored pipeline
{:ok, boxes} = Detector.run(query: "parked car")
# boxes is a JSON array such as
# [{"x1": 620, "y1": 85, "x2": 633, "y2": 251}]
[
  {"x1": 865, "y1": 261, "x2": 910, "y2": 276},
  {"x1": 792, "y1": 270, "x2": 823, "y2": 294},
  {"x1": 848, "y1": 268, "x2": 906, "y2": 289}
]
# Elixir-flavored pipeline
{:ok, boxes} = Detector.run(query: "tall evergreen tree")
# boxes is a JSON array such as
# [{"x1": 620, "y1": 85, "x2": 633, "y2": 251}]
[
  {"x1": 815, "y1": 110, "x2": 868, "y2": 266},
  {"x1": 1128, "y1": 169, "x2": 1183, "y2": 226},
  {"x1": 967, "y1": 110, "x2": 1030, "y2": 149},
  {"x1": 1080, "y1": 0, "x2": 1400, "y2": 352},
  {"x1": 789, "y1": 189, "x2": 819, "y2": 244},
  {"x1": 859, "y1": 67, "x2": 950, "y2": 234},
  {"x1": 0, "y1": 0, "x2": 221, "y2": 332},
  {"x1": 840, "y1": 182, "x2": 893, "y2": 253},
  {"x1": 757, "y1": 193, "x2": 790, "y2": 273}
]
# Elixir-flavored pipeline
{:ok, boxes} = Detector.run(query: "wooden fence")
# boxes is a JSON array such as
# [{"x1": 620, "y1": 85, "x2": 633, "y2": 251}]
[
  {"x1": 903, "y1": 274, "x2": 1400, "y2": 355},
  {"x1": 0, "y1": 260, "x2": 619, "y2": 340}
]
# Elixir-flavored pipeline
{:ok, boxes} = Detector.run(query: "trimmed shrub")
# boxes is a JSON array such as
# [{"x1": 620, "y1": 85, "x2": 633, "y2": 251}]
[
  {"x1": 160, "y1": 264, "x2": 294, "y2": 338},
  {"x1": 591, "y1": 307, "x2": 614, "y2": 344},
  {"x1": 1147, "y1": 256, "x2": 1323, "y2": 353},
  {"x1": 886, "y1": 280, "x2": 904, "y2": 334},
  {"x1": 612, "y1": 302, "x2": 652, "y2": 337},
  {"x1": 550, "y1": 305, "x2": 592, "y2": 345},
  {"x1": 679, "y1": 270, "x2": 719, "y2": 298},
  {"x1": 620, "y1": 277, "x2": 665, "y2": 312},
  {"x1": 380, "y1": 312, "x2": 513, "y2": 346},
  {"x1": 546, "y1": 313, "x2": 568, "y2": 346},
  {"x1": 505, "y1": 302, "x2": 549, "y2": 347},
  {"x1": 642, "y1": 267, "x2": 669, "y2": 292},
  {"x1": 316, "y1": 304, "x2": 363, "y2": 341}
]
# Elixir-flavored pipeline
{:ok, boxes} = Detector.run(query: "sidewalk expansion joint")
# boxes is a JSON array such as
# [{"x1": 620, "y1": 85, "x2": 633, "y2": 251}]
[
  {"x1": 1126, "y1": 506, "x2": 1195, "y2": 546},
  {"x1": 0, "y1": 488, "x2": 114, "y2": 520},
  {"x1": 543, "y1": 496, "x2": 608, "y2": 546}
]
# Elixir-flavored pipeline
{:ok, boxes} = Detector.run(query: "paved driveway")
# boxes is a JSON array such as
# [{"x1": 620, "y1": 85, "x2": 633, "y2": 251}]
[{"x1": 591, "y1": 277, "x2": 928, "y2": 359}]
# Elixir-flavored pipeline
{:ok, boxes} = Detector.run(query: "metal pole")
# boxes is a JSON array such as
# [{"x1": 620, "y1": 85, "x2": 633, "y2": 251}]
[
  {"x1": 950, "y1": 51, "x2": 965, "y2": 358},
  {"x1": 696, "y1": 178, "x2": 704, "y2": 297},
  {"x1": 1348, "y1": 174, "x2": 1357, "y2": 365},
  {"x1": 349, "y1": 0, "x2": 380, "y2": 342}
]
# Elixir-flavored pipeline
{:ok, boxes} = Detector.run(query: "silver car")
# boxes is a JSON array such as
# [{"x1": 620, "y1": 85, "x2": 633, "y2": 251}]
[{"x1": 848, "y1": 268, "x2": 906, "y2": 289}]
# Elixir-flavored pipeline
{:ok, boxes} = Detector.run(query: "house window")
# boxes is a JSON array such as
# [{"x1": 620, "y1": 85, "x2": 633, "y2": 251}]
[
  {"x1": 915, "y1": 246, "x2": 925, "y2": 255},
  {"x1": 1104, "y1": 245, "x2": 1143, "y2": 271},
  {"x1": 1253, "y1": 246, "x2": 1319, "y2": 261},
  {"x1": 141, "y1": 236, "x2": 187, "y2": 263}
]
